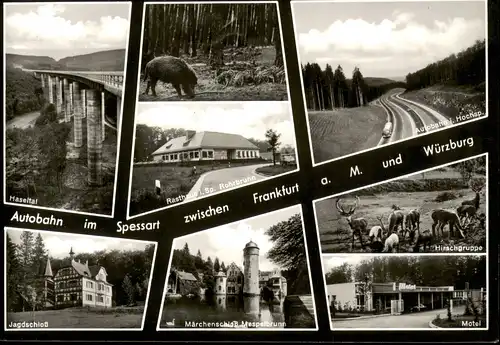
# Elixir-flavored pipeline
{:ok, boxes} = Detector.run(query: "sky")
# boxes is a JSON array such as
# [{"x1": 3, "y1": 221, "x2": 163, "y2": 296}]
[
  {"x1": 292, "y1": 0, "x2": 486, "y2": 78},
  {"x1": 322, "y1": 255, "x2": 367, "y2": 273},
  {"x1": 136, "y1": 102, "x2": 297, "y2": 147},
  {"x1": 7, "y1": 228, "x2": 152, "y2": 259},
  {"x1": 4, "y1": 3, "x2": 131, "y2": 60},
  {"x1": 172, "y1": 206, "x2": 303, "y2": 272}
]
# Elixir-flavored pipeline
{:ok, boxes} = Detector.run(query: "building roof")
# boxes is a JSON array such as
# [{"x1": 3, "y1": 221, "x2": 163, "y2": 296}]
[
  {"x1": 244, "y1": 241, "x2": 259, "y2": 250},
  {"x1": 44, "y1": 258, "x2": 53, "y2": 277},
  {"x1": 152, "y1": 131, "x2": 259, "y2": 155},
  {"x1": 215, "y1": 270, "x2": 226, "y2": 277},
  {"x1": 176, "y1": 270, "x2": 197, "y2": 281}
]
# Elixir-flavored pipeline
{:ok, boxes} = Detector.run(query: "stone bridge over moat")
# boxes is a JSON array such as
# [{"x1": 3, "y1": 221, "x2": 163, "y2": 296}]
[{"x1": 27, "y1": 69, "x2": 124, "y2": 187}]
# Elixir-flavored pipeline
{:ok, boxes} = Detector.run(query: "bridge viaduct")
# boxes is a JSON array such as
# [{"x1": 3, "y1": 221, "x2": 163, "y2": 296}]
[{"x1": 28, "y1": 70, "x2": 124, "y2": 187}]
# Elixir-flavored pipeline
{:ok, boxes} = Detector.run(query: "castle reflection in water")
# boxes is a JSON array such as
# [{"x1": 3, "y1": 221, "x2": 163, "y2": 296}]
[{"x1": 161, "y1": 294, "x2": 286, "y2": 328}]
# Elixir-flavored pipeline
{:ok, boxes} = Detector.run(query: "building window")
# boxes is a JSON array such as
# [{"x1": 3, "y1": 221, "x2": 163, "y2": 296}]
[
  {"x1": 237, "y1": 151, "x2": 241, "y2": 158},
  {"x1": 189, "y1": 151, "x2": 194, "y2": 159},
  {"x1": 98, "y1": 296, "x2": 104, "y2": 303},
  {"x1": 106, "y1": 286, "x2": 110, "y2": 293},
  {"x1": 86, "y1": 281, "x2": 94, "y2": 289},
  {"x1": 86, "y1": 294, "x2": 93, "y2": 301},
  {"x1": 194, "y1": 151, "x2": 199, "y2": 158},
  {"x1": 207, "y1": 151, "x2": 213, "y2": 158},
  {"x1": 202, "y1": 151, "x2": 208, "y2": 158},
  {"x1": 218, "y1": 286, "x2": 221, "y2": 291},
  {"x1": 107, "y1": 297, "x2": 110, "y2": 304},
  {"x1": 70, "y1": 293, "x2": 78, "y2": 301}
]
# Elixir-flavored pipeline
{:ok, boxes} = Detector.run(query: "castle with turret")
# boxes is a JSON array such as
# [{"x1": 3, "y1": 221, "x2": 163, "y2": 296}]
[
  {"x1": 38, "y1": 247, "x2": 113, "y2": 309},
  {"x1": 213, "y1": 240, "x2": 287, "y2": 299}
]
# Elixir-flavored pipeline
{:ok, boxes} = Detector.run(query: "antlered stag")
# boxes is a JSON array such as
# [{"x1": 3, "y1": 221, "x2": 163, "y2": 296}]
[
  {"x1": 431, "y1": 209, "x2": 466, "y2": 239},
  {"x1": 336, "y1": 196, "x2": 368, "y2": 251},
  {"x1": 461, "y1": 181, "x2": 484, "y2": 210}
]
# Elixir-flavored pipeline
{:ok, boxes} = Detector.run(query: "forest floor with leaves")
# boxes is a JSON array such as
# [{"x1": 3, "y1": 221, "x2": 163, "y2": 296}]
[
  {"x1": 317, "y1": 168, "x2": 486, "y2": 253},
  {"x1": 7, "y1": 306, "x2": 143, "y2": 329},
  {"x1": 308, "y1": 105, "x2": 387, "y2": 164},
  {"x1": 138, "y1": 46, "x2": 288, "y2": 101},
  {"x1": 401, "y1": 84, "x2": 486, "y2": 121}
]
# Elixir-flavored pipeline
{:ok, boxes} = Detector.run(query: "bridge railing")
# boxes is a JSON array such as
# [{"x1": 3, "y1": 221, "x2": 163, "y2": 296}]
[{"x1": 28, "y1": 69, "x2": 125, "y2": 90}]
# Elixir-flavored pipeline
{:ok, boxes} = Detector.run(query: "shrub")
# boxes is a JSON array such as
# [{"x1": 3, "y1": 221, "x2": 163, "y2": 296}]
[{"x1": 435, "y1": 191, "x2": 458, "y2": 202}]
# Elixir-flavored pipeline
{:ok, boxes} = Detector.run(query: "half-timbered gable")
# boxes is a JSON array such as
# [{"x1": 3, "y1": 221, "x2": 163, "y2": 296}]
[{"x1": 44, "y1": 248, "x2": 113, "y2": 309}]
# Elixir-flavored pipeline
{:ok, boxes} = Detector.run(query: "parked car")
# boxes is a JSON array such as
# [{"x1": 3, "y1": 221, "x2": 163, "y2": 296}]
[{"x1": 410, "y1": 304, "x2": 427, "y2": 312}]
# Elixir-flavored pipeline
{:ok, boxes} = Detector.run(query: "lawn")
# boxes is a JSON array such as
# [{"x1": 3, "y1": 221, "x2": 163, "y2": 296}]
[
  {"x1": 255, "y1": 164, "x2": 296, "y2": 176},
  {"x1": 129, "y1": 161, "x2": 259, "y2": 216},
  {"x1": 308, "y1": 105, "x2": 387, "y2": 164},
  {"x1": 400, "y1": 84, "x2": 486, "y2": 121},
  {"x1": 6, "y1": 306, "x2": 144, "y2": 329},
  {"x1": 433, "y1": 315, "x2": 486, "y2": 328},
  {"x1": 316, "y1": 167, "x2": 487, "y2": 253},
  {"x1": 138, "y1": 46, "x2": 288, "y2": 102}
]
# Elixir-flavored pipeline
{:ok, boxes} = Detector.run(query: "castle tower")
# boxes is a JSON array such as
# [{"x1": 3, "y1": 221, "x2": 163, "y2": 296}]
[
  {"x1": 69, "y1": 247, "x2": 75, "y2": 260},
  {"x1": 43, "y1": 257, "x2": 54, "y2": 309},
  {"x1": 215, "y1": 270, "x2": 227, "y2": 295},
  {"x1": 243, "y1": 240, "x2": 259, "y2": 296}
]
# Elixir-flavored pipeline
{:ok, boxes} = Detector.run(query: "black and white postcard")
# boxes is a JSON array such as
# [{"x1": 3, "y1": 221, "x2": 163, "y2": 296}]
[
  {"x1": 5, "y1": 227, "x2": 157, "y2": 330},
  {"x1": 322, "y1": 254, "x2": 487, "y2": 330},
  {"x1": 157, "y1": 205, "x2": 317, "y2": 330},
  {"x1": 4, "y1": 2, "x2": 131, "y2": 216},
  {"x1": 128, "y1": 101, "x2": 298, "y2": 218},
  {"x1": 291, "y1": 0, "x2": 487, "y2": 165},
  {"x1": 138, "y1": 2, "x2": 289, "y2": 102},
  {"x1": 315, "y1": 154, "x2": 487, "y2": 254}
]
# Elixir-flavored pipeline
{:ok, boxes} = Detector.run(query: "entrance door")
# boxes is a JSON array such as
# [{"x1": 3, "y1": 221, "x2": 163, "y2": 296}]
[{"x1": 391, "y1": 299, "x2": 404, "y2": 315}]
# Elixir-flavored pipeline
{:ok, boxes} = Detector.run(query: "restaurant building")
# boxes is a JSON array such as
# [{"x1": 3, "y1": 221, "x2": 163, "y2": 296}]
[{"x1": 325, "y1": 282, "x2": 484, "y2": 314}]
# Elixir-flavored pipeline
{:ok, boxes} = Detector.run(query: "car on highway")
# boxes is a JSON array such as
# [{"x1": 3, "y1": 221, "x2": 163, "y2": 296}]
[{"x1": 382, "y1": 121, "x2": 393, "y2": 139}]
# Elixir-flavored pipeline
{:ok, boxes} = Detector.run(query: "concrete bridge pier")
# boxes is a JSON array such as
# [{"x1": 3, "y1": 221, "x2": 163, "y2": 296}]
[
  {"x1": 48, "y1": 76, "x2": 54, "y2": 104},
  {"x1": 55, "y1": 76, "x2": 62, "y2": 116},
  {"x1": 72, "y1": 82, "x2": 83, "y2": 148},
  {"x1": 69, "y1": 83, "x2": 74, "y2": 118},
  {"x1": 101, "y1": 92, "x2": 106, "y2": 142},
  {"x1": 63, "y1": 78, "x2": 71, "y2": 122},
  {"x1": 86, "y1": 89, "x2": 103, "y2": 186},
  {"x1": 81, "y1": 90, "x2": 87, "y2": 119}
]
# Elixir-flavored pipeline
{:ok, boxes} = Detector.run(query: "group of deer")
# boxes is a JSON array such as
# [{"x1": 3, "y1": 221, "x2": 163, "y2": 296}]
[{"x1": 335, "y1": 183, "x2": 484, "y2": 253}]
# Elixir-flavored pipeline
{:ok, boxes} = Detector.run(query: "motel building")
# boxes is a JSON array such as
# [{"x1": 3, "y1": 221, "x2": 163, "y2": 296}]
[
  {"x1": 325, "y1": 282, "x2": 481, "y2": 315},
  {"x1": 151, "y1": 130, "x2": 261, "y2": 163}
]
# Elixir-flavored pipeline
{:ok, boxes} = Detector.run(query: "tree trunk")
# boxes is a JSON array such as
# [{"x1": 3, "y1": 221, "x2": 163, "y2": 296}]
[
  {"x1": 273, "y1": 22, "x2": 283, "y2": 68},
  {"x1": 189, "y1": 4, "x2": 197, "y2": 57}
]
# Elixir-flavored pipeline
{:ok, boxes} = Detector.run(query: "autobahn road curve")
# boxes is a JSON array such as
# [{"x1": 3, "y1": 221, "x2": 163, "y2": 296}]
[{"x1": 377, "y1": 90, "x2": 451, "y2": 147}]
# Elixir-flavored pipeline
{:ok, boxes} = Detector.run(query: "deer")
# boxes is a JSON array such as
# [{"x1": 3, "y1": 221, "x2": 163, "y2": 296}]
[
  {"x1": 404, "y1": 209, "x2": 420, "y2": 243},
  {"x1": 431, "y1": 209, "x2": 466, "y2": 240},
  {"x1": 457, "y1": 204, "x2": 479, "y2": 226},
  {"x1": 336, "y1": 196, "x2": 368, "y2": 251},
  {"x1": 413, "y1": 228, "x2": 433, "y2": 252},
  {"x1": 461, "y1": 181, "x2": 485, "y2": 210},
  {"x1": 388, "y1": 204, "x2": 406, "y2": 238},
  {"x1": 382, "y1": 233, "x2": 399, "y2": 253}
]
